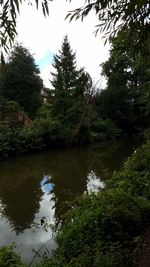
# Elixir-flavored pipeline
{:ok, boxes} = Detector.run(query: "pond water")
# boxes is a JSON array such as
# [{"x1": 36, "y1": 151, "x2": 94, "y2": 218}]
[{"x1": 0, "y1": 138, "x2": 142, "y2": 264}]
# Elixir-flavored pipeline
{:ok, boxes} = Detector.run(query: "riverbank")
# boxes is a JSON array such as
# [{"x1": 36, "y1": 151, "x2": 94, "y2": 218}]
[
  {"x1": 0, "y1": 138, "x2": 140, "y2": 263},
  {"x1": 40, "y1": 141, "x2": 150, "y2": 267},
  {"x1": 0, "y1": 139, "x2": 150, "y2": 266},
  {"x1": 0, "y1": 117, "x2": 122, "y2": 161}
]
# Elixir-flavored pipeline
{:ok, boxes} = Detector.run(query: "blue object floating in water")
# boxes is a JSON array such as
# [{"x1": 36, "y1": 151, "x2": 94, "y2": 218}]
[{"x1": 40, "y1": 176, "x2": 54, "y2": 193}]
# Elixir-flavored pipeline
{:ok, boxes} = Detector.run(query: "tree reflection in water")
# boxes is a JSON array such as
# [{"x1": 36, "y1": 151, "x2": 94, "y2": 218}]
[
  {"x1": 0, "y1": 137, "x2": 141, "y2": 262},
  {"x1": 0, "y1": 172, "x2": 42, "y2": 234}
]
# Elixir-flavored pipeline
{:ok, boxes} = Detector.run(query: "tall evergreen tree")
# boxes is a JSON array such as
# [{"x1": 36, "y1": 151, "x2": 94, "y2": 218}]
[
  {"x1": 51, "y1": 35, "x2": 92, "y2": 125},
  {"x1": 2, "y1": 45, "x2": 43, "y2": 117},
  {"x1": 51, "y1": 35, "x2": 78, "y2": 120}
]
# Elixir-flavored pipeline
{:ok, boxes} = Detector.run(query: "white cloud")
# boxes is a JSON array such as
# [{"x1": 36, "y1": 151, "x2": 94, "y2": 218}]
[
  {"x1": 16, "y1": 0, "x2": 109, "y2": 88},
  {"x1": 40, "y1": 65, "x2": 51, "y2": 88}
]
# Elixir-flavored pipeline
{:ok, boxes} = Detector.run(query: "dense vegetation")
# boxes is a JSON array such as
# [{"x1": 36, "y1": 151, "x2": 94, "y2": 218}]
[
  {"x1": 0, "y1": 246, "x2": 25, "y2": 267},
  {"x1": 0, "y1": 0, "x2": 149, "y2": 52},
  {"x1": 66, "y1": 0, "x2": 150, "y2": 38},
  {"x1": 0, "y1": 30, "x2": 150, "y2": 160},
  {"x1": 96, "y1": 29, "x2": 150, "y2": 134},
  {"x1": 0, "y1": 27, "x2": 149, "y2": 146},
  {"x1": 0, "y1": 0, "x2": 150, "y2": 266},
  {"x1": 35, "y1": 140, "x2": 150, "y2": 267},
  {"x1": 0, "y1": 45, "x2": 43, "y2": 117},
  {"x1": 0, "y1": 37, "x2": 123, "y2": 161}
]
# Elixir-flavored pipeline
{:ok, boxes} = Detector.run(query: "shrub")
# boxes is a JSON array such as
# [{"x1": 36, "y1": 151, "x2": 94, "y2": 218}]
[
  {"x1": 0, "y1": 246, "x2": 25, "y2": 267},
  {"x1": 4, "y1": 101, "x2": 21, "y2": 112},
  {"x1": 33, "y1": 118, "x2": 73, "y2": 147},
  {"x1": 18, "y1": 125, "x2": 45, "y2": 152},
  {"x1": 37, "y1": 104, "x2": 52, "y2": 120},
  {"x1": 0, "y1": 124, "x2": 21, "y2": 159},
  {"x1": 0, "y1": 123, "x2": 45, "y2": 160},
  {"x1": 91, "y1": 118, "x2": 121, "y2": 142},
  {"x1": 42, "y1": 142, "x2": 150, "y2": 267}
]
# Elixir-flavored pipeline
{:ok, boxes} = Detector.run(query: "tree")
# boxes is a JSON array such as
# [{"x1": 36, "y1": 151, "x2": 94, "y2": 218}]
[
  {"x1": 1, "y1": 0, "x2": 150, "y2": 54},
  {"x1": 51, "y1": 35, "x2": 93, "y2": 142},
  {"x1": 2, "y1": 44, "x2": 43, "y2": 117},
  {"x1": 51, "y1": 35, "x2": 92, "y2": 120},
  {"x1": 96, "y1": 28, "x2": 150, "y2": 132},
  {"x1": 51, "y1": 35, "x2": 78, "y2": 120},
  {"x1": 67, "y1": 0, "x2": 150, "y2": 38}
]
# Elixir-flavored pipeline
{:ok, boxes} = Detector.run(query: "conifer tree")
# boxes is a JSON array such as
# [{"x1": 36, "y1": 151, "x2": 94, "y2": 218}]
[
  {"x1": 51, "y1": 35, "x2": 92, "y2": 128},
  {"x1": 3, "y1": 45, "x2": 43, "y2": 117},
  {"x1": 51, "y1": 35, "x2": 78, "y2": 120}
]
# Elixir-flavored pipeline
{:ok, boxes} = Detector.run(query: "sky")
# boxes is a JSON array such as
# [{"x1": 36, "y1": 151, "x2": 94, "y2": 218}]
[{"x1": 16, "y1": 0, "x2": 110, "y2": 88}]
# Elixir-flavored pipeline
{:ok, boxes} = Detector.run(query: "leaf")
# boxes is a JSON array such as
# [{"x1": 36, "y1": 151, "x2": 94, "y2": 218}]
[
  {"x1": 35, "y1": 0, "x2": 39, "y2": 9},
  {"x1": 42, "y1": 2, "x2": 46, "y2": 17},
  {"x1": 44, "y1": 0, "x2": 49, "y2": 15}
]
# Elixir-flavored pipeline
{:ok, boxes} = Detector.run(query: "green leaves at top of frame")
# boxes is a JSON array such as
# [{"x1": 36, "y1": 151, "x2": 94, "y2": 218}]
[{"x1": 66, "y1": 0, "x2": 150, "y2": 39}]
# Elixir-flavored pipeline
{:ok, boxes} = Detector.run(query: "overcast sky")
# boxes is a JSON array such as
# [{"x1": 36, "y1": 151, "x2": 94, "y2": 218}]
[{"x1": 16, "y1": 0, "x2": 110, "y2": 88}]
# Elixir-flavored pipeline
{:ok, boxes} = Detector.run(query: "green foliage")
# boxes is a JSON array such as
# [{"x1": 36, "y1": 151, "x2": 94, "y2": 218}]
[
  {"x1": 107, "y1": 142, "x2": 150, "y2": 199},
  {"x1": 96, "y1": 28, "x2": 150, "y2": 133},
  {"x1": 18, "y1": 125, "x2": 45, "y2": 152},
  {"x1": 1, "y1": 44, "x2": 43, "y2": 117},
  {"x1": 66, "y1": 0, "x2": 150, "y2": 38},
  {"x1": 0, "y1": 0, "x2": 149, "y2": 52},
  {"x1": 0, "y1": 245, "x2": 25, "y2": 267},
  {"x1": 2, "y1": 100, "x2": 21, "y2": 112},
  {"x1": 0, "y1": 123, "x2": 45, "y2": 160},
  {"x1": 37, "y1": 104, "x2": 52, "y2": 119},
  {"x1": 33, "y1": 118, "x2": 73, "y2": 147},
  {"x1": 51, "y1": 35, "x2": 78, "y2": 120},
  {"x1": 51, "y1": 35, "x2": 92, "y2": 123},
  {"x1": 0, "y1": 116, "x2": 76, "y2": 161},
  {"x1": 50, "y1": 35, "x2": 94, "y2": 144},
  {"x1": 40, "y1": 142, "x2": 150, "y2": 267},
  {"x1": 1, "y1": 141, "x2": 150, "y2": 267},
  {"x1": 0, "y1": 114, "x2": 97, "y2": 161},
  {"x1": 91, "y1": 118, "x2": 121, "y2": 141}
]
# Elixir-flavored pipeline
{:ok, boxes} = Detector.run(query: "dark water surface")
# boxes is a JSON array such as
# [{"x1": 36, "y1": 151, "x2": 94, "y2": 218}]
[{"x1": 0, "y1": 138, "x2": 142, "y2": 263}]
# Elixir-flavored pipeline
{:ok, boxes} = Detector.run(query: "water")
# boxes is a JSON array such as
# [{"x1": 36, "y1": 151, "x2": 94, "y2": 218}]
[{"x1": 0, "y1": 138, "x2": 142, "y2": 264}]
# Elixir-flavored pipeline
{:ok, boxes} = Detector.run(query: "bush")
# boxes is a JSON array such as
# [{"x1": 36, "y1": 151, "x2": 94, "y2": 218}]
[
  {"x1": 0, "y1": 115, "x2": 122, "y2": 161},
  {"x1": 91, "y1": 118, "x2": 121, "y2": 142},
  {"x1": 37, "y1": 104, "x2": 52, "y2": 120},
  {"x1": 0, "y1": 123, "x2": 45, "y2": 160},
  {"x1": 0, "y1": 124, "x2": 20, "y2": 159},
  {"x1": 0, "y1": 118, "x2": 75, "y2": 160},
  {"x1": 42, "y1": 142, "x2": 150, "y2": 267},
  {"x1": 33, "y1": 118, "x2": 73, "y2": 147},
  {"x1": 18, "y1": 125, "x2": 45, "y2": 152},
  {"x1": 0, "y1": 100, "x2": 21, "y2": 112},
  {"x1": 4, "y1": 101, "x2": 21, "y2": 112},
  {"x1": 0, "y1": 246, "x2": 25, "y2": 267}
]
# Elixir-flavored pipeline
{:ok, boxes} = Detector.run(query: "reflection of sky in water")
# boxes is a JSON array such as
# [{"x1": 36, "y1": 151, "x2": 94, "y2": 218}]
[
  {"x1": 0, "y1": 173, "x2": 104, "y2": 263},
  {"x1": 0, "y1": 172, "x2": 104, "y2": 263},
  {"x1": 0, "y1": 176, "x2": 56, "y2": 264},
  {"x1": 87, "y1": 170, "x2": 105, "y2": 193},
  {"x1": 41, "y1": 176, "x2": 55, "y2": 194},
  {"x1": 0, "y1": 139, "x2": 138, "y2": 264}
]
